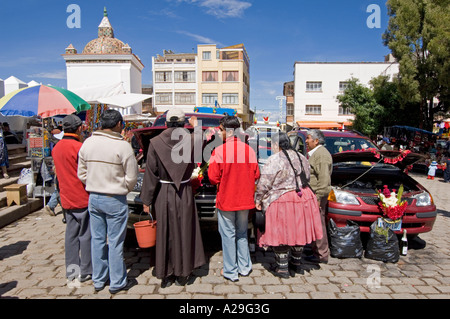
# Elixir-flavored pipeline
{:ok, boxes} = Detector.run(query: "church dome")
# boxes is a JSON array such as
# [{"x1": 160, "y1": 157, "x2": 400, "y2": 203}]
[
  {"x1": 83, "y1": 37, "x2": 128, "y2": 54},
  {"x1": 81, "y1": 8, "x2": 131, "y2": 55}
]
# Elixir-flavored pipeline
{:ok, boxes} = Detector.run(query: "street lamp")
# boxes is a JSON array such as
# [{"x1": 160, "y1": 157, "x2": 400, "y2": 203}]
[{"x1": 276, "y1": 96, "x2": 286, "y2": 124}]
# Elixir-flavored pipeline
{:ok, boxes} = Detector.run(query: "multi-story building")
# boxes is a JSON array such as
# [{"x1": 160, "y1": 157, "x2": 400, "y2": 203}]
[
  {"x1": 293, "y1": 55, "x2": 399, "y2": 129},
  {"x1": 152, "y1": 44, "x2": 252, "y2": 125},
  {"x1": 197, "y1": 44, "x2": 251, "y2": 125},
  {"x1": 283, "y1": 81, "x2": 295, "y2": 127},
  {"x1": 152, "y1": 50, "x2": 197, "y2": 114}
]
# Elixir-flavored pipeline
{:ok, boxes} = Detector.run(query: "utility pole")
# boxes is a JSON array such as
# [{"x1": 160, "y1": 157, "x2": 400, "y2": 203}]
[{"x1": 276, "y1": 96, "x2": 286, "y2": 124}]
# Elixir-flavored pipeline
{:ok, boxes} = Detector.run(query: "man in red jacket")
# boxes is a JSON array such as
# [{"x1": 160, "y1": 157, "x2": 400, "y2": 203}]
[
  {"x1": 52, "y1": 114, "x2": 91, "y2": 284},
  {"x1": 208, "y1": 116, "x2": 260, "y2": 282}
]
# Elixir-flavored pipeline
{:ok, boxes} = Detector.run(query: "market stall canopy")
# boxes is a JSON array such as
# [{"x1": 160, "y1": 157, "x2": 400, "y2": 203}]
[
  {"x1": 70, "y1": 82, "x2": 126, "y2": 103},
  {"x1": 97, "y1": 93, "x2": 152, "y2": 108}
]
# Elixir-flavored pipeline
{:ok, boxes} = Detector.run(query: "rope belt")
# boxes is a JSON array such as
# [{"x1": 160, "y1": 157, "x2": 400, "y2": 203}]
[{"x1": 160, "y1": 179, "x2": 190, "y2": 184}]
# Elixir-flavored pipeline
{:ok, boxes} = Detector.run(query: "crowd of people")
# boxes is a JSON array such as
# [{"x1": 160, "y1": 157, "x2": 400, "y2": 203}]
[{"x1": 40, "y1": 109, "x2": 332, "y2": 293}]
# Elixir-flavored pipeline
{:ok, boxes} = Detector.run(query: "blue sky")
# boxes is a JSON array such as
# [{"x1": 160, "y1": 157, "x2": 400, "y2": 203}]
[{"x1": 0, "y1": 0, "x2": 392, "y2": 118}]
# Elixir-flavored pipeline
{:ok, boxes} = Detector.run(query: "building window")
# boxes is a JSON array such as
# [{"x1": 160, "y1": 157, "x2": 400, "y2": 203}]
[
  {"x1": 222, "y1": 93, "x2": 239, "y2": 105},
  {"x1": 174, "y1": 71, "x2": 195, "y2": 82},
  {"x1": 202, "y1": 51, "x2": 211, "y2": 60},
  {"x1": 339, "y1": 81, "x2": 350, "y2": 92},
  {"x1": 339, "y1": 106, "x2": 353, "y2": 115},
  {"x1": 306, "y1": 81, "x2": 322, "y2": 92},
  {"x1": 305, "y1": 105, "x2": 322, "y2": 115},
  {"x1": 175, "y1": 93, "x2": 196, "y2": 105},
  {"x1": 155, "y1": 93, "x2": 172, "y2": 105},
  {"x1": 202, "y1": 93, "x2": 218, "y2": 105},
  {"x1": 155, "y1": 71, "x2": 172, "y2": 83},
  {"x1": 286, "y1": 104, "x2": 294, "y2": 116},
  {"x1": 223, "y1": 71, "x2": 239, "y2": 82},
  {"x1": 202, "y1": 71, "x2": 218, "y2": 82}
]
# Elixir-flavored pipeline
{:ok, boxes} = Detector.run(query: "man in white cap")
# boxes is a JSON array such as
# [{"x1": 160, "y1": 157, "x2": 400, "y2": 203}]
[{"x1": 140, "y1": 109, "x2": 206, "y2": 287}]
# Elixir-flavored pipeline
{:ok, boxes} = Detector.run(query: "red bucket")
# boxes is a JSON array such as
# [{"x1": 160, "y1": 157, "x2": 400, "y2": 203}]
[{"x1": 133, "y1": 213, "x2": 157, "y2": 248}]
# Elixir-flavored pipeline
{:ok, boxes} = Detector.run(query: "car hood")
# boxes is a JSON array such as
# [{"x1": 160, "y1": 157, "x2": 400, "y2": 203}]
[{"x1": 332, "y1": 149, "x2": 425, "y2": 170}]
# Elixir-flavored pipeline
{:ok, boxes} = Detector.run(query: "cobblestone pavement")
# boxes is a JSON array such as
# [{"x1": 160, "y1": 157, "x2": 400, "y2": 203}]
[{"x1": 0, "y1": 173, "x2": 449, "y2": 300}]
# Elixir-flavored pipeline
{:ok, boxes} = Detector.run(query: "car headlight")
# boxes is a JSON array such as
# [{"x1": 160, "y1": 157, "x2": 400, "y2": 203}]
[
  {"x1": 413, "y1": 191, "x2": 433, "y2": 207},
  {"x1": 328, "y1": 189, "x2": 360, "y2": 205}
]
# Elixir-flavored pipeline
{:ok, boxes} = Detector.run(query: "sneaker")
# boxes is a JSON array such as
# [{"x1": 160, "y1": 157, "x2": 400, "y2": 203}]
[
  {"x1": 94, "y1": 279, "x2": 110, "y2": 292},
  {"x1": 44, "y1": 205, "x2": 56, "y2": 216},
  {"x1": 79, "y1": 274, "x2": 92, "y2": 283},
  {"x1": 109, "y1": 278, "x2": 137, "y2": 294}
]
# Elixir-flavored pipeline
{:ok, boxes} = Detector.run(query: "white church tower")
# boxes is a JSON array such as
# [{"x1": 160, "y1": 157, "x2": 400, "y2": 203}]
[{"x1": 62, "y1": 8, "x2": 145, "y2": 115}]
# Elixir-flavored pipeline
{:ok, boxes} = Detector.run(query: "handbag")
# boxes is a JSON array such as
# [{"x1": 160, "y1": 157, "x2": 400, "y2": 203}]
[{"x1": 253, "y1": 209, "x2": 266, "y2": 233}]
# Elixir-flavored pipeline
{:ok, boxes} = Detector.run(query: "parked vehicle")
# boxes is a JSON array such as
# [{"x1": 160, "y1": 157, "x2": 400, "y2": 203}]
[
  {"x1": 127, "y1": 112, "x2": 225, "y2": 228},
  {"x1": 287, "y1": 129, "x2": 437, "y2": 236}
]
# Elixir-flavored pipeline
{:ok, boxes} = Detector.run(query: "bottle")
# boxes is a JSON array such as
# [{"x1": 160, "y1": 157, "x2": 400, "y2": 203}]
[{"x1": 400, "y1": 229, "x2": 408, "y2": 256}]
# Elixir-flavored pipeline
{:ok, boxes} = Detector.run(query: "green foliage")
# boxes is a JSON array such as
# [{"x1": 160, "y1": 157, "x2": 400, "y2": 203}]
[
  {"x1": 383, "y1": 0, "x2": 450, "y2": 130},
  {"x1": 337, "y1": 78, "x2": 383, "y2": 137}
]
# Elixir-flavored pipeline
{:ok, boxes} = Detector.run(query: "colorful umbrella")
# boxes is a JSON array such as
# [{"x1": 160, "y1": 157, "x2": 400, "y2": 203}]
[{"x1": 0, "y1": 84, "x2": 91, "y2": 118}]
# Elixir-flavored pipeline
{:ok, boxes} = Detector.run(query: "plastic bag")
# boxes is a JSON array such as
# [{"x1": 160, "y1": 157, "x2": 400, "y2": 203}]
[
  {"x1": 328, "y1": 219, "x2": 363, "y2": 258},
  {"x1": 364, "y1": 220, "x2": 399, "y2": 263},
  {"x1": 17, "y1": 168, "x2": 35, "y2": 197}
]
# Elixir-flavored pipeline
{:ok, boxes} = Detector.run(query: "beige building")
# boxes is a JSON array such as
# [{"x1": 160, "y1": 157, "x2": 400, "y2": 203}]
[
  {"x1": 196, "y1": 44, "x2": 252, "y2": 124},
  {"x1": 151, "y1": 44, "x2": 252, "y2": 125}
]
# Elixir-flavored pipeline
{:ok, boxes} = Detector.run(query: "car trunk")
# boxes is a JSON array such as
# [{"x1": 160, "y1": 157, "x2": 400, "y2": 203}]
[{"x1": 331, "y1": 149, "x2": 426, "y2": 199}]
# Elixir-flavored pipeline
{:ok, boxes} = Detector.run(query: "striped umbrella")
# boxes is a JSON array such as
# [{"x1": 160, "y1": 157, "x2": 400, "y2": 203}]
[{"x1": 0, "y1": 84, "x2": 91, "y2": 118}]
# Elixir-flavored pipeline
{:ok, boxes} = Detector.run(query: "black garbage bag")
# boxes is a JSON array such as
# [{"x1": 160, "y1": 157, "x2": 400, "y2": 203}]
[
  {"x1": 328, "y1": 219, "x2": 363, "y2": 258},
  {"x1": 364, "y1": 220, "x2": 399, "y2": 263}
]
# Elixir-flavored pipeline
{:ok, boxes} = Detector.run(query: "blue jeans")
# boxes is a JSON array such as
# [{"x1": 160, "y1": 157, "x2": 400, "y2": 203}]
[
  {"x1": 47, "y1": 189, "x2": 59, "y2": 210},
  {"x1": 88, "y1": 193, "x2": 129, "y2": 290},
  {"x1": 218, "y1": 209, "x2": 252, "y2": 281}
]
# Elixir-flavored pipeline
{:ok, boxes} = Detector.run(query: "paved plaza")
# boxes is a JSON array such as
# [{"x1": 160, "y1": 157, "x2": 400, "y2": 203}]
[{"x1": 0, "y1": 173, "x2": 449, "y2": 300}]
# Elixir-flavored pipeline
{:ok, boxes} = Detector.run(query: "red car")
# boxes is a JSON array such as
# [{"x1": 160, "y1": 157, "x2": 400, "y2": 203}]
[{"x1": 288, "y1": 129, "x2": 437, "y2": 236}]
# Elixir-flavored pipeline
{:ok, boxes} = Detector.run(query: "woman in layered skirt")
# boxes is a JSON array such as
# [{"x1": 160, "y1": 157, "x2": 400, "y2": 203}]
[{"x1": 255, "y1": 132, "x2": 323, "y2": 278}]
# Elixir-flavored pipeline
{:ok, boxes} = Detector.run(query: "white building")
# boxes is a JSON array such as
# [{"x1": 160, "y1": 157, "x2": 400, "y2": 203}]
[
  {"x1": 63, "y1": 9, "x2": 145, "y2": 115},
  {"x1": 4, "y1": 76, "x2": 28, "y2": 95},
  {"x1": 293, "y1": 55, "x2": 399, "y2": 129},
  {"x1": 152, "y1": 51, "x2": 198, "y2": 114}
]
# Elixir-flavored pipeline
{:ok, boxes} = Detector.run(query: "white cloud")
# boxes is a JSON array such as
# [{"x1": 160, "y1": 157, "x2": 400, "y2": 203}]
[
  {"x1": 28, "y1": 70, "x2": 66, "y2": 80},
  {"x1": 176, "y1": 31, "x2": 224, "y2": 46},
  {"x1": 175, "y1": 0, "x2": 252, "y2": 18}
]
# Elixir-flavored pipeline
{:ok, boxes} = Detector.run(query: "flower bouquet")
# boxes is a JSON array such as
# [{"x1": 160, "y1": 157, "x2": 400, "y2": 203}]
[
  {"x1": 191, "y1": 162, "x2": 209, "y2": 194},
  {"x1": 376, "y1": 185, "x2": 408, "y2": 231}
]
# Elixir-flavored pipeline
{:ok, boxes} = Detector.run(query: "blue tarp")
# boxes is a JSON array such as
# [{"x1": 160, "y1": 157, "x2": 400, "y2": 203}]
[
  {"x1": 390, "y1": 125, "x2": 437, "y2": 136},
  {"x1": 194, "y1": 107, "x2": 237, "y2": 116}
]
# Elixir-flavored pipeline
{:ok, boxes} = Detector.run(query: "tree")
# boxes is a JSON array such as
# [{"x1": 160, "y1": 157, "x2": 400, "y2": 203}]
[
  {"x1": 337, "y1": 78, "x2": 383, "y2": 138},
  {"x1": 370, "y1": 75, "x2": 422, "y2": 128},
  {"x1": 383, "y1": 0, "x2": 450, "y2": 131}
]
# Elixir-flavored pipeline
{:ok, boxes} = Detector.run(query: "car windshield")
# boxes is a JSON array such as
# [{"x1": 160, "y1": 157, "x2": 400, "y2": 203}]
[
  {"x1": 324, "y1": 137, "x2": 377, "y2": 155},
  {"x1": 153, "y1": 115, "x2": 221, "y2": 128},
  {"x1": 249, "y1": 132, "x2": 273, "y2": 163}
]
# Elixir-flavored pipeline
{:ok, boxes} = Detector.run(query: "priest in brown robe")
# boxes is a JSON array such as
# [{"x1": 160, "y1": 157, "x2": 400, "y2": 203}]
[{"x1": 140, "y1": 109, "x2": 206, "y2": 287}]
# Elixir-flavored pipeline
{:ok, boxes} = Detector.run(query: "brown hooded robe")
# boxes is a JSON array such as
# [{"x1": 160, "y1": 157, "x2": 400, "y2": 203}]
[{"x1": 140, "y1": 128, "x2": 206, "y2": 279}]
